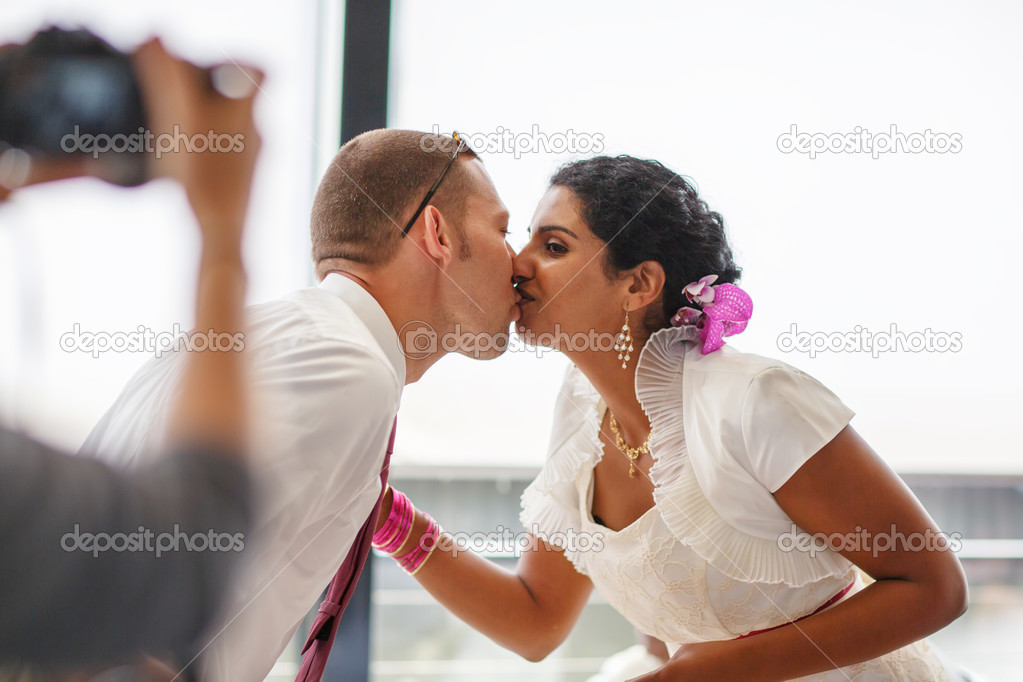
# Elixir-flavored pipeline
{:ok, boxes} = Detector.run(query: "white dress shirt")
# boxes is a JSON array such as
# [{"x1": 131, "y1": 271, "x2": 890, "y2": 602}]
[{"x1": 80, "y1": 273, "x2": 405, "y2": 681}]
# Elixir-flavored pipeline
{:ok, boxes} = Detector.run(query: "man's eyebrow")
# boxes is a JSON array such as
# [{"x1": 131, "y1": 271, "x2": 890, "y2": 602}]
[{"x1": 528, "y1": 225, "x2": 578, "y2": 239}]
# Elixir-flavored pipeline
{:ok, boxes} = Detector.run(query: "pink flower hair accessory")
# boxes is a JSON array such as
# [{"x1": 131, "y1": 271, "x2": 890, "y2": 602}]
[{"x1": 671, "y1": 275, "x2": 753, "y2": 354}]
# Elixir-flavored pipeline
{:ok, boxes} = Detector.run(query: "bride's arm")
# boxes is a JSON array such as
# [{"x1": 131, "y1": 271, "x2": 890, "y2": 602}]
[
  {"x1": 629, "y1": 424, "x2": 967, "y2": 682},
  {"x1": 376, "y1": 487, "x2": 593, "y2": 661}
]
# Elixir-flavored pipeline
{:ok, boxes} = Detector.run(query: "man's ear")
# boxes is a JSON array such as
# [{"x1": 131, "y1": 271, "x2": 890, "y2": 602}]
[
  {"x1": 625, "y1": 260, "x2": 666, "y2": 310},
  {"x1": 410, "y1": 204, "x2": 454, "y2": 268}
]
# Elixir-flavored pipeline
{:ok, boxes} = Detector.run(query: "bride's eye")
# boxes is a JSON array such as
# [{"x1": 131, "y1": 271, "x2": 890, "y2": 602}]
[{"x1": 545, "y1": 240, "x2": 568, "y2": 255}]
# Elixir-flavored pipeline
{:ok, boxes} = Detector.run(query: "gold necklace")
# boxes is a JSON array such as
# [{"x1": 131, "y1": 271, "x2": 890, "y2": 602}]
[{"x1": 608, "y1": 412, "x2": 650, "y2": 478}]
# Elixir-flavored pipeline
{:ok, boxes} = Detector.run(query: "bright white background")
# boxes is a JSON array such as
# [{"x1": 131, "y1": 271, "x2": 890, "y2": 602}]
[
  {"x1": 1, "y1": 0, "x2": 1020, "y2": 475},
  {"x1": 389, "y1": 0, "x2": 1023, "y2": 474}
]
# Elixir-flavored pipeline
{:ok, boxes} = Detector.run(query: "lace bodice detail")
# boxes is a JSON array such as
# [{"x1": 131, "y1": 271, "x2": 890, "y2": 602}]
[{"x1": 575, "y1": 472, "x2": 857, "y2": 642}]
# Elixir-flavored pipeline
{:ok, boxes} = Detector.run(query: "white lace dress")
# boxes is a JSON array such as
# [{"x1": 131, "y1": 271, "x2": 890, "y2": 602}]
[{"x1": 520, "y1": 326, "x2": 958, "y2": 681}]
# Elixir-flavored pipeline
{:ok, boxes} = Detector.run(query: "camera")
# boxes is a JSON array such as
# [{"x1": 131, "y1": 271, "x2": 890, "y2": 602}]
[{"x1": 0, "y1": 27, "x2": 149, "y2": 187}]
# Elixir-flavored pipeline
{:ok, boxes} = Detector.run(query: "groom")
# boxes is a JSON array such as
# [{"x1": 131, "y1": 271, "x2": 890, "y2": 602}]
[{"x1": 79, "y1": 129, "x2": 520, "y2": 680}]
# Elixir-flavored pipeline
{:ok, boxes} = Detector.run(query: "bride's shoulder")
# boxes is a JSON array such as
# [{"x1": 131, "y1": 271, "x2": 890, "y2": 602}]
[
  {"x1": 683, "y1": 342, "x2": 832, "y2": 396},
  {"x1": 686, "y1": 342, "x2": 791, "y2": 376},
  {"x1": 639, "y1": 329, "x2": 849, "y2": 440},
  {"x1": 639, "y1": 326, "x2": 793, "y2": 398}
]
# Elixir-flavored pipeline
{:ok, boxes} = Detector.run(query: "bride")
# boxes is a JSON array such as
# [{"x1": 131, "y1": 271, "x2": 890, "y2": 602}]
[{"x1": 374, "y1": 155, "x2": 967, "y2": 680}]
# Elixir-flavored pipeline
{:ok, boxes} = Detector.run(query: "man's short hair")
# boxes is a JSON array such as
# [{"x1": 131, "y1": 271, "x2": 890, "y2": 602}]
[{"x1": 311, "y1": 129, "x2": 479, "y2": 271}]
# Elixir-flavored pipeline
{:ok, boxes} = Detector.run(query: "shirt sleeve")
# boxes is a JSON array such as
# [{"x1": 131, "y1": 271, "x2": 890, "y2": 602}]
[
  {"x1": 0, "y1": 429, "x2": 252, "y2": 671},
  {"x1": 739, "y1": 365, "x2": 855, "y2": 493}
]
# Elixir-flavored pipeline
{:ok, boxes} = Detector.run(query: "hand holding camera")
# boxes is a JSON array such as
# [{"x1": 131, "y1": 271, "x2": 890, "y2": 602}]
[{"x1": 0, "y1": 27, "x2": 264, "y2": 243}]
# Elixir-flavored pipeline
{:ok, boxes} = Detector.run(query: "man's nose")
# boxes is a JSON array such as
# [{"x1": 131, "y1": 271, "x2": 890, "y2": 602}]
[{"x1": 511, "y1": 249, "x2": 533, "y2": 283}]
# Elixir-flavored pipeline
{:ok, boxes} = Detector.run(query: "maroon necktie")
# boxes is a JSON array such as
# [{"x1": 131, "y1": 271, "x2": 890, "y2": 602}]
[{"x1": 294, "y1": 418, "x2": 396, "y2": 681}]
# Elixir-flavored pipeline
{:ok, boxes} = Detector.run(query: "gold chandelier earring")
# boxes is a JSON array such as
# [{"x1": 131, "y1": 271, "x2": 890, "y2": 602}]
[{"x1": 614, "y1": 310, "x2": 634, "y2": 370}]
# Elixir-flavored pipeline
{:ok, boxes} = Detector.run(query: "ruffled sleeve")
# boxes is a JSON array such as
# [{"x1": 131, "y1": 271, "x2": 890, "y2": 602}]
[
  {"x1": 519, "y1": 364, "x2": 603, "y2": 568},
  {"x1": 739, "y1": 365, "x2": 855, "y2": 493}
]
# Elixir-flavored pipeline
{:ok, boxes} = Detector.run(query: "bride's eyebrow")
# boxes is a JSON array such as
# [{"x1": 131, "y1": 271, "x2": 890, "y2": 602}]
[{"x1": 532, "y1": 225, "x2": 578, "y2": 239}]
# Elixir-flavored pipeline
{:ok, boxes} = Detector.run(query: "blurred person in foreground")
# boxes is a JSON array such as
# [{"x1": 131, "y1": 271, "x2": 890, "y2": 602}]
[{"x1": 0, "y1": 34, "x2": 262, "y2": 677}]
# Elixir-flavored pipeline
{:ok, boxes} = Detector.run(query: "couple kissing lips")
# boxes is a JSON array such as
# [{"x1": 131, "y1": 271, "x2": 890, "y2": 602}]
[
  {"x1": 513, "y1": 283, "x2": 539, "y2": 335},
  {"x1": 515, "y1": 284, "x2": 537, "y2": 307}
]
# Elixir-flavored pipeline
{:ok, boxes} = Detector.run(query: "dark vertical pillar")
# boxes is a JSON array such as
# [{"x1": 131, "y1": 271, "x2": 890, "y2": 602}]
[{"x1": 339, "y1": 0, "x2": 391, "y2": 145}]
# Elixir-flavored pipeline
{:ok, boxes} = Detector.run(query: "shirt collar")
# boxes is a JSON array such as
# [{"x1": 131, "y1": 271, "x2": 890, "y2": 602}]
[{"x1": 319, "y1": 273, "x2": 407, "y2": 385}]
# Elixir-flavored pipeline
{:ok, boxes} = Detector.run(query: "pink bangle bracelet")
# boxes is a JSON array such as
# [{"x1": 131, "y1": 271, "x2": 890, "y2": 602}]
[
  {"x1": 398, "y1": 513, "x2": 441, "y2": 575},
  {"x1": 371, "y1": 490, "x2": 405, "y2": 548},
  {"x1": 372, "y1": 489, "x2": 413, "y2": 554},
  {"x1": 375, "y1": 493, "x2": 412, "y2": 554}
]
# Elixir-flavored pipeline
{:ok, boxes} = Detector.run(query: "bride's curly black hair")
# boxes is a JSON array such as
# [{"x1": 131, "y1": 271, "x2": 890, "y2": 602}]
[{"x1": 549, "y1": 155, "x2": 742, "y2": 330}]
